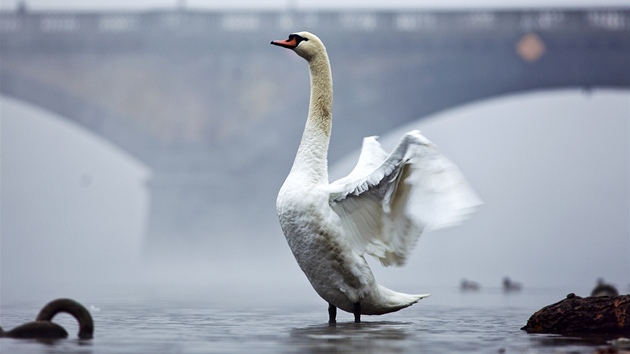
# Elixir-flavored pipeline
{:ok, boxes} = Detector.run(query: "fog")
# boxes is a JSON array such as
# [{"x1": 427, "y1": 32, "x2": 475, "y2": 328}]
[
  {"x1": 2, "y1": 87, "x2": 628, "y2": 305},
  {"x1": 336, "y1": 89, "x2": 630, "y2": 295},
  {"x1": 0, "y1": 1, "x2": 629, "y2": 307}
]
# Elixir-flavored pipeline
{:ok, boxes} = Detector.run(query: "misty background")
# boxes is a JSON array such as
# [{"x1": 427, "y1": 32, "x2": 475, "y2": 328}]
[{"x1": 1, "y1": 0, "x2": 629, "y2": 306}]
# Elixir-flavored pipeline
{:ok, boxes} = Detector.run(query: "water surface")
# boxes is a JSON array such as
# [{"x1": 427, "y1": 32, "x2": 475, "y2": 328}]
[{"x1": 0, "y1": 287, "x2": 619, "y2": 353}]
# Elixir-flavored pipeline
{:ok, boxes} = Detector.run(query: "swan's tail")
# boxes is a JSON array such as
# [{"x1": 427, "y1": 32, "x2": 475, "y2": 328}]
[{"x1": 367, "y1": 284, "x2": 430, "y2": 315}]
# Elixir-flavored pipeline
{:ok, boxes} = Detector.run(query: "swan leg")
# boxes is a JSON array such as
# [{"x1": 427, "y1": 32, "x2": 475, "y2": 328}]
[
  {"x1": 328, "y1": 303, "x2": 337, "y2": 324},
  {"x1": 353, "y1": 302, "x2": 361, "y2": 323}
]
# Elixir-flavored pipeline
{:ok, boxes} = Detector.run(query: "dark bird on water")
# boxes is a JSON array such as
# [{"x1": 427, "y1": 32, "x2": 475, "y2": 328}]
[
  {"x1": 0, "y1": 298, "x2": 94, "y2": 339},
  {"x1": 590, "y1": 278, "x2": 619, "y2": 297}
]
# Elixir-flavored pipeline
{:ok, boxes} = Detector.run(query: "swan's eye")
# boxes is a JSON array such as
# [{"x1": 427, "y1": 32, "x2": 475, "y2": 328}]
[{"x1": 289, "y1": 34, "x2": 308, "y2": 44}]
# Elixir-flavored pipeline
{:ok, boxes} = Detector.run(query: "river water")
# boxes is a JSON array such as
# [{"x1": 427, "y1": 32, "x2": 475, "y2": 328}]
[{"x1": 0, "y1": 286, "x2": 622, "y2": 353}]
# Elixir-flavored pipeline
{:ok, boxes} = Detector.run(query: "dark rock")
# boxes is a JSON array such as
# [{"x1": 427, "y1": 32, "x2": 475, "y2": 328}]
[{"x1": 521, "y1": 294, "x2": 630, "y2": 335}]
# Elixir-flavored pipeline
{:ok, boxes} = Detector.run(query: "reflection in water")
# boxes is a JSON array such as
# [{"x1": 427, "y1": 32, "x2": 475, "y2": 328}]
[
  {"x1": 529, "y1": 333, "x2": 614, "y2": 350},
  {"x1": 288, "y1": 321, "x2": 410, "y2": 354}
]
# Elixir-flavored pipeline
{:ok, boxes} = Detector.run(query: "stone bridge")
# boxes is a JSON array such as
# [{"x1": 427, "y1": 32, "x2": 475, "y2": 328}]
[{"x1": 1, "y1": 8, "x2": 628, "y2": 257}]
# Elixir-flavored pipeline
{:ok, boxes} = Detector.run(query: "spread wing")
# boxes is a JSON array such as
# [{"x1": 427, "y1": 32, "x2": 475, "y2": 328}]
[{"x1": 327, "y1": 130, "x2": 481, "y2": 267}]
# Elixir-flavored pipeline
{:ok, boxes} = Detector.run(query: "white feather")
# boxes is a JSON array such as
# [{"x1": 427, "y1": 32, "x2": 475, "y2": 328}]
[{"x1": 328, "y1": 130, "x2": 481, "y2": 266}]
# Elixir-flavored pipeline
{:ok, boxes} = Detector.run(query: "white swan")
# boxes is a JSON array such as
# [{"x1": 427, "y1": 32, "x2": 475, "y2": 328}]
[{"x1": 271, "y1": 32, "x2": 481, "y2": 323}]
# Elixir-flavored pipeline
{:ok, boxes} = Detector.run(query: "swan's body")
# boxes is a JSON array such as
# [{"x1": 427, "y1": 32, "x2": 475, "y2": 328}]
[{"x1": 272, "y1": 32, "x2": 480, "y2": 323}]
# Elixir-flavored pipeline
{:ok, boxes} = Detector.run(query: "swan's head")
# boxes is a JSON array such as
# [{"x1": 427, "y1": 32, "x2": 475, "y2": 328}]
[{"x1": 271, "y1": 32, "x2": 325, "y2": 60}]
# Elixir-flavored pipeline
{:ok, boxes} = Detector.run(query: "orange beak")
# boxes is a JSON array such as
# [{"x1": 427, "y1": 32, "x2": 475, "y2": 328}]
[{"x1": 271, "y1": 36, "x2": 299, "y2": 49}]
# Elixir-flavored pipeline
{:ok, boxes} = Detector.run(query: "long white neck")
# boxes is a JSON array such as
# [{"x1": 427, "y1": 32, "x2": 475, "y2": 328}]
[{"x1": 290, "y1": 50, "x2": 333, "y2": 185}]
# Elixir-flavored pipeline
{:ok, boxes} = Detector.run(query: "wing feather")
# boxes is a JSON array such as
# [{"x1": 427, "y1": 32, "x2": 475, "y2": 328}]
[{"x1": 328, "y1": 130, "x2": 481, "y2": 267}]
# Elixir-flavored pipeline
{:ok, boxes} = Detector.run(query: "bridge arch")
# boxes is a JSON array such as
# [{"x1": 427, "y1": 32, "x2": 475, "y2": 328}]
[
  {"x1": 331, "y1": 86, "x2": 630, "y2": 179},
  {"x1": 0, "y1": 70, "x2": 162, "y2": 168}
]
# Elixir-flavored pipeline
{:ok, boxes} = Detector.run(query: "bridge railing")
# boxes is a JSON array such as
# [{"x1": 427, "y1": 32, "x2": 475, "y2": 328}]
[{"x1": 1, "y1": 9, "x2": 628, "y2": 39}]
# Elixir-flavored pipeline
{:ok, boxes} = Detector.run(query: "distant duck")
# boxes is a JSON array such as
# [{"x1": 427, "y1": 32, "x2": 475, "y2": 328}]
[
  {"x1": 590, "y1": 278, "x2": 618, "y2": 297},
  {"x1": 271, "y1": 32, "x2": 481, "y2": 323},
  {"x1": 460, "y1": 279, "x2": 480, "y2": 291},
  {"x1": 0, "y1": 298, "x2": 94, "y2": 339},
  {"x1": 503, "y1": 277, "x2": 522, "y2": 292}
]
